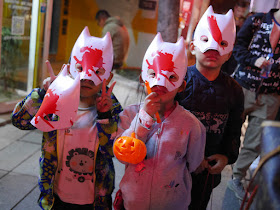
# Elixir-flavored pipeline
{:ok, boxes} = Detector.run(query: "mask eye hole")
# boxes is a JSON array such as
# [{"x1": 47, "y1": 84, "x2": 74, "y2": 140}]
[
  {"x1": 147, "y1": 69, "x2": 156, "y2": 78},
  {"x1": 221, "y1": 40, "x2": 228, "y2": 47},
  {"x1": 75, "y1": 64, "x2": 83, "y2": 72},
  {"x1": 44, "y1": 114, "x2": 59, "y2": 122},
  {"x1": 200, "y1": 35, "x2": 208, "y2": 42},
  {"x1": 95, "y1": 68, "x2": 105, "y2": 76},
  {"x1": 169, "y1": 74, "x2": 179, "y2": 82}
]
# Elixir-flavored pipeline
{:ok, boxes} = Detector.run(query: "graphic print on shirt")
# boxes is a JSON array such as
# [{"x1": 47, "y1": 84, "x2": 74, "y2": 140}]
[
  {"x1": 192, "y1": 111, "x2": 228, "y2": 134},
  {"x1": 163, "y1": 180, "x2": 180, "y2": 189},
  {"x1": 66, "y1": 148, "x2": 95, "y2": 183},
  {"x1": 174, "y1": 151, "x2": 182, "y2": 160}
]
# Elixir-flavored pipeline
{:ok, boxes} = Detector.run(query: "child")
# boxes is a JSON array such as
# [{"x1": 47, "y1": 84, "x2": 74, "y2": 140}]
[
  {"x1": 176, "y1": 6, "x2": 244, "y2": 209},
  {"x1": 114, "y1": 33, "x2": 206, "y2": 210},
  {"x1": 11, "y1": 27, "x2": 122, "y2": 210}
]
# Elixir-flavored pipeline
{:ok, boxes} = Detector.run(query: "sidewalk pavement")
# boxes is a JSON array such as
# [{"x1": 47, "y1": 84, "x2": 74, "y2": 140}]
[
  {"x1": 0, "y1": 100, "x2": 21, "y2": 126},
  {"x1": 0, "y1": 72, "x2": 243, "y2": 209}
]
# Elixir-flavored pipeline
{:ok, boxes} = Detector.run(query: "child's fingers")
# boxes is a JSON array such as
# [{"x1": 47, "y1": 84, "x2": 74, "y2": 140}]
[
  {"x1": 101, "y1": 79, "x2": 107, "y2": 97},
  {"x1": 146, "y1": 92, "x2": 157, "y2": 98},
  {"x1": 107, "y1": 81, "x2": 116, "y2": 96},
  {"x1": 45, "y1": 60, "x2": 56, "y2": 81},
  {"x1": 146, "y1": 92, "x2": 161, "y2": 103},
  {"x1": 99, "y1": 95, "x2": 111, "y2": 105},
  {"x1": 97, "y1": 97, "x2": 112, "y2": 112}
]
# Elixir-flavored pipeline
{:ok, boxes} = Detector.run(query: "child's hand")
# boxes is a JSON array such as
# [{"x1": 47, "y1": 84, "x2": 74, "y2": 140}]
[
  {"x1": 194, "y1": 159, "x2": 210, "y2": 174},
  {"x1": 42, "y1": 60, "x2": 59, "y2": 91},
  {"x1": 207, "y1": 154, "x2": 228, "y2": 174},
  {"x1": 254, "y1": 57, "x2": 270, "y2": 69},
  {"x1": 143, "y1": 92, "x2": 161, "y2": 118},
  {"x1": 96, "y1": 80, "x2": 116, "y2": 113}
]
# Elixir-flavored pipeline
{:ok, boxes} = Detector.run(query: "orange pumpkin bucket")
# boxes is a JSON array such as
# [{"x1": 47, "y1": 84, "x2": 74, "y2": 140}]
[{"x1": 113, "y1": 132, "x2": 147, "y2": 164}]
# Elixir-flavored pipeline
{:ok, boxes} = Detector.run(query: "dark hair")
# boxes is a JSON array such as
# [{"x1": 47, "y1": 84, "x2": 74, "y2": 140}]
[
  {"x1": 235, "y1": 0, "x2": 248, "y2": 8},
  {"x1": 95, "y1": 10, "x2": 111, "y2": 20}
]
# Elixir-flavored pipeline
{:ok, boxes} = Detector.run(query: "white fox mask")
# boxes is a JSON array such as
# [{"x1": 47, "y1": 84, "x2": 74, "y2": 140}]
[
  {"x1": 142, "y1": 33, "x2": 188, "y2": 92},
  {"x1": 193, "y1": 6, "x2": 236, "y2": 56}
]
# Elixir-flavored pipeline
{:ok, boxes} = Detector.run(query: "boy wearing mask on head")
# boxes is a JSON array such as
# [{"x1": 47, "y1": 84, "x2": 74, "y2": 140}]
[{"x1": 176, "y1": 6, "x2": 244, "y2": 210}]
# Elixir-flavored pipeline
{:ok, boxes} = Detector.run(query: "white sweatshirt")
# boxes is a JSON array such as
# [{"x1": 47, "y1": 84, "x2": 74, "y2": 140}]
[{"x1": 116, "y1": 103, "x2": 206, "y2": 210}]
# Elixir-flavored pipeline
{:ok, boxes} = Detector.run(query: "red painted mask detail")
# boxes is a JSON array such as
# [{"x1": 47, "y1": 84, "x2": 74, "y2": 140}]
[
  {"x1": 34, "y1": 89, "x2": 59, "y2": 128},
  {"x1": 207, "y1": 15, "x2": 224, "y2": 49},
  {"x1": 146, "y1": 51, "x2": 177, "y2": 87},
  {"x1": 73, "y1": 47, "x2": 104, "y2": 82}
]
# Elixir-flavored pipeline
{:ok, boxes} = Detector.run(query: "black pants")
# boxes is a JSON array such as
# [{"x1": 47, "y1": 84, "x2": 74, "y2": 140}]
[
  {"x1": 52, "y1": 194, "x2": 94, "y2": 210},
  {"x1": 188, "y1": 171, "x2": 221, "y2": 210}
]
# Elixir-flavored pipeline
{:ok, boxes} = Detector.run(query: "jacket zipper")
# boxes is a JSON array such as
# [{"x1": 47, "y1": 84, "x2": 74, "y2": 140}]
[{"x1": 149, "y1": 124, "x2": 162, "y2": 209}]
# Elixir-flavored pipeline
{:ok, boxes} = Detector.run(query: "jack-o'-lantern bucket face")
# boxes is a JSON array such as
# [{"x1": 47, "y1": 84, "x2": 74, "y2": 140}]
[{"x1": 113, "y1": 134, "x2": 147, "y2": 164}]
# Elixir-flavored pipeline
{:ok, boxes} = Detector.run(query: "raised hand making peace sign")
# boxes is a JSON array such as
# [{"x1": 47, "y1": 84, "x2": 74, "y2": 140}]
[{"x1": 96, "y1": 79, "x2": 116, "y2": 113}]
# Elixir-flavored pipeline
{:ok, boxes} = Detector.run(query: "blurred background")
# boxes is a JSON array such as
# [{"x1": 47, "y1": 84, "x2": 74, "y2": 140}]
[{"x1": 0, "y1": 0, "x2": 279, "y2": 103}]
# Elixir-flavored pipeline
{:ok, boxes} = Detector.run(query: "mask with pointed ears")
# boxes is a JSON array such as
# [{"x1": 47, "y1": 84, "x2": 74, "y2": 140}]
[
  {"x1": 193, "y1": 5, "x2": 236, "y2": 56},
  {"x1": 31, "y1": 65, "x2": 80, "y2": 132},
  {"x1": 141, "y1": 33, "x2": 188, "y2": 92},
  {"x1": 70, "y1": 26, "x2": 113, "y2": 86}
]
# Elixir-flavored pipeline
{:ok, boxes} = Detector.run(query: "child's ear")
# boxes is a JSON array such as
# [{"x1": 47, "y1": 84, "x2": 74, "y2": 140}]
[
  {"x1": 106, "y1": 72, "x2": 114, "y2": 85},
  {"x1": 189, "y1": 41, "x2": 196, "y2": 55},
  {"x1": 178, "y1": 80, "x2": 186, "y2": 93}
]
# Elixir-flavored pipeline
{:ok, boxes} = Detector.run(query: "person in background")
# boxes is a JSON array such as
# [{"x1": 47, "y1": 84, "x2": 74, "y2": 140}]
[
  {"x1": 228, "y1": 8, "x2": 280, "y2": 200},
  {"x1": 114, "y1": 33, "x2": 206, "y2": 210},
  {"x1": 233, "y1": 0, "x2": 249, "y2": 32},
  {"x1": 95, "y1": 10, "x2": 130, "y2": 70},
  {"x1": 176, "y1": 6, "x2": 244, "y2": 209}
]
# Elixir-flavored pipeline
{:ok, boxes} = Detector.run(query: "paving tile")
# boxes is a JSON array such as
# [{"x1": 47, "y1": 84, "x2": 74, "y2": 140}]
[
  {"x1": 0, "y1": 118, "x2": 7, "y2": 126},
  {"x1": 20, "y1": 130, "x2": 42, "y2": 145},
  {"x1": 205, "y1": 165, "x2": 232, "y2": 210},
  {"x1": 0, "y1": 169, "x2": 8, "y2": 179},
  {"x1": 0, "y1": 172, "x2": 37, "y2": 210},
  {"x1": 0, "y1": 113, "x2": 12, "y2": 126},
  {"x1": 13, "y1": 150, "x2": 41, "y2": 177},
  {"x1": 112, "y1": 158, "x2": 125, "y2": 200},
  {"x1": 110, "y1": 74, "x2": 143, "y2": 107},
  {"x1": 0, "y1": 124, "x2": 31, "y2": 150},
  {"x1": 13, "y1": 185, "x2": 41, "y2": 210},
  {"x1": 0, "y1": 141, "x2": 40, "y2": 171}
]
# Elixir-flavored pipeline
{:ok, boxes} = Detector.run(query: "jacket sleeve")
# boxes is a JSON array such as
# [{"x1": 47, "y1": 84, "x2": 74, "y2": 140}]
[
  {"x1": 114, "y1": 104, "x2": 155, "y2": 165},
  {"x1": 233, "y1": 13, "x2": 264, "y2": 67},
  {"x1": 11, "y1": 88, "x2": 57, "y2": 210},
  {"x1": 116, "y1": 104, "x2": 154, "y2": 143},
  {"x1": 220, "y1": 81, "x2": 245, "y2": 164},
  {"x1": 11, "y1": 88, "x2": 45, "y2": 130},
  {"x1": 186, "y1": 120, "x2": 206, "y2": 173},
  {"x1": 38, "y1": 130, "x2": 58, "y2": 210},
  {"x1": 96, "y1": 92, "x2": 123, "y2": 158}
]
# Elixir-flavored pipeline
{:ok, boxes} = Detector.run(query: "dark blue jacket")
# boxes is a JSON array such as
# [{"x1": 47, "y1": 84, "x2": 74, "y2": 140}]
[
  {"x1": 176, "y1": 65, "x2": 244, "y2": 164},
  {"x1": 233, "y1": 9, "x2": 280, "y2": 94}
]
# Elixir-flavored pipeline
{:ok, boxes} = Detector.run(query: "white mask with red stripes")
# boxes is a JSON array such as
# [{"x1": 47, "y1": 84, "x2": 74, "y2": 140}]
[{"x1": 193, "y1": 6, "x2": 236, "y2": 56}]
